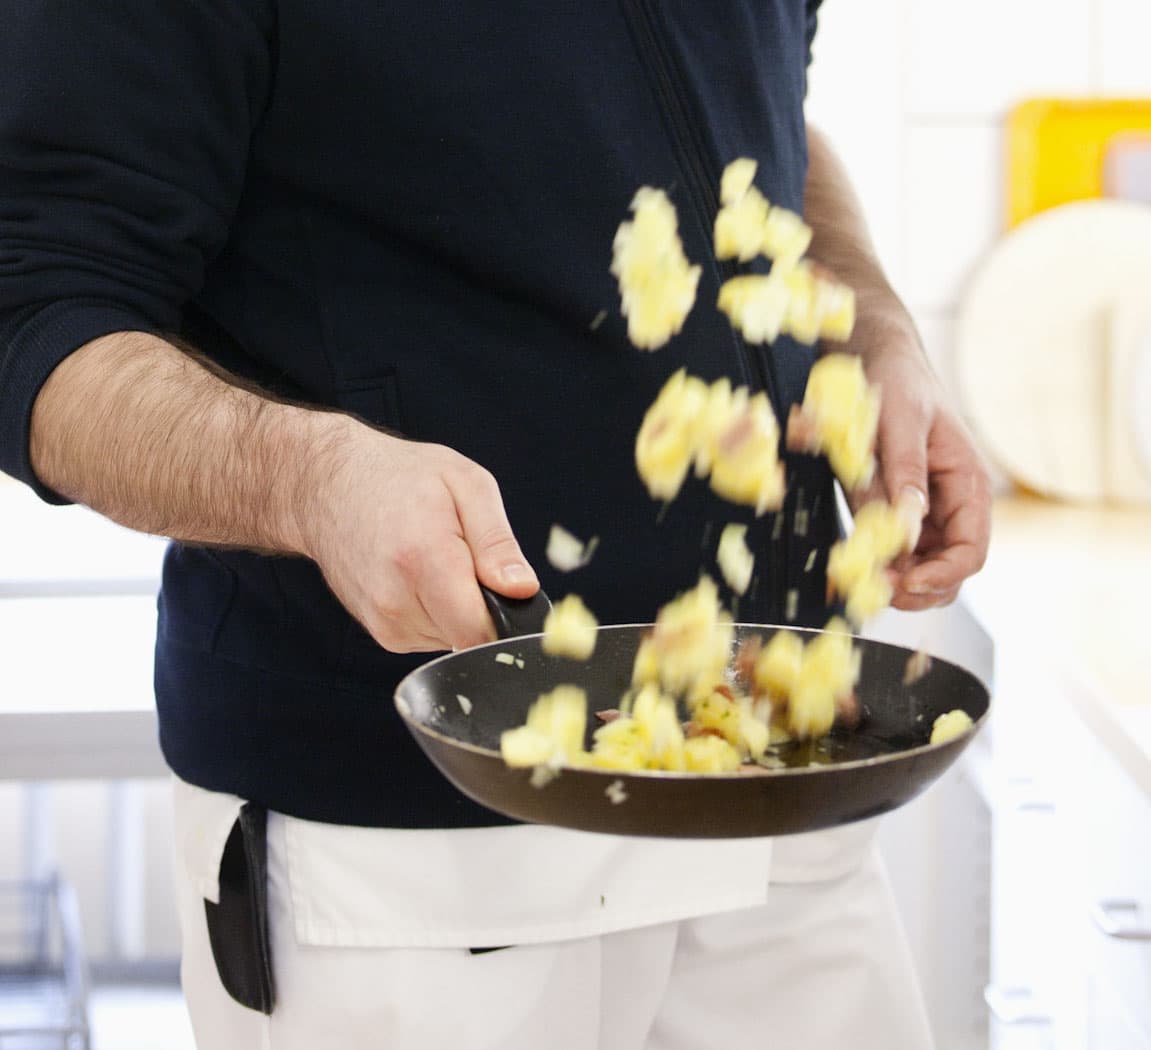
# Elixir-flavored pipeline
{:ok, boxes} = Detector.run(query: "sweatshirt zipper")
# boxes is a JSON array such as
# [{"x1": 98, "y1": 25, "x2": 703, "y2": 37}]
[
  {"x1": 621, "y1": 0, "x2": 781, "y2": 411},
  {"x1": 623, "y1": 0, "x2": 796, "y2": 615}
]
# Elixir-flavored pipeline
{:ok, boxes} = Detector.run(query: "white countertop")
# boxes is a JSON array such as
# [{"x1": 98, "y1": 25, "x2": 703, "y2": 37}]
[{"x1": 963, "y1": 493, "x2": 1151, "y2": 800}]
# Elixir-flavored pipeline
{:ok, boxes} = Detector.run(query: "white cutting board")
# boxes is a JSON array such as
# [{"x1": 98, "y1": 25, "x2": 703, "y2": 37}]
[{"x1": 956, "y1": 200, "x2": 1151, "y2": 505}]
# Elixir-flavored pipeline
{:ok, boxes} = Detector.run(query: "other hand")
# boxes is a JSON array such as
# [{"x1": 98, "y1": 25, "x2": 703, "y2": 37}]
[{"x1": 854, "y1": 341, "x2": 992, "y2": 611}]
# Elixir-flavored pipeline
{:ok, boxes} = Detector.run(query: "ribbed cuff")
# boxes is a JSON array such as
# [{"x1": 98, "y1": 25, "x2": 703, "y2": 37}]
[{"x1": 0, "y1": 298, "x2": 160, "y2": 504}]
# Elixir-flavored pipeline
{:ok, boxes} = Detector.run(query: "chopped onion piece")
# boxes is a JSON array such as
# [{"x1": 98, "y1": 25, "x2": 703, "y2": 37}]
[
  {"x1": 605, "y1": 779, "x2": 629, "y2": 805},
  {"x1": 903, "y1": 650, "x2": 933, "y2": 686},
  {"x1": 717, "y1": 524, "x2": 755, "y2": 596},
  {"x1": 456, "y1": 693, "x2": 473, "y2": 715},
  {"x1": 546, "y1": 524, "x2": 599, "y2": 572}
]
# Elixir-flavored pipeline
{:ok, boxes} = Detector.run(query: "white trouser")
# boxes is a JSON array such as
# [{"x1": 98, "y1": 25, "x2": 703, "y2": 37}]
[{"x1": 174, "y1": 809, "x2": 935, "y2": 1050}]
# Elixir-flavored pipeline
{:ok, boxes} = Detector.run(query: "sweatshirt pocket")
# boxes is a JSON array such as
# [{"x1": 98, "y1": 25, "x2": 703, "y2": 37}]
[{"x1": 336, "y1": 369, "x2": 405, "y2": 434}]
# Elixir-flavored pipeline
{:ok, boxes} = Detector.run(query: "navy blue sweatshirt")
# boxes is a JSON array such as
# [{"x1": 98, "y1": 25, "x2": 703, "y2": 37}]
[{"x1": 0, "y1": 1, "x2": 834, "y2": 826}]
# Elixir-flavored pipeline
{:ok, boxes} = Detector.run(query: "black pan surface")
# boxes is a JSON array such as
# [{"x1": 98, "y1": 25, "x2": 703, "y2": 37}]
[{"x1": 395, "y1": 621, "x2": 989, "y2": 838}]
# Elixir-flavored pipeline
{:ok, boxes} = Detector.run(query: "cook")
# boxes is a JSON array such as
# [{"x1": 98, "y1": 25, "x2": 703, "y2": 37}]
[{"x1": 0, "y1": 2, "x2": 991, "y2": 1047}]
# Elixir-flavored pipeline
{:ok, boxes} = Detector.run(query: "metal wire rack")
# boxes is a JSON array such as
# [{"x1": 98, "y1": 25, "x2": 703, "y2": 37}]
[{"x1": 0, "y1": 875, "x2": 90, "y2": 1050}]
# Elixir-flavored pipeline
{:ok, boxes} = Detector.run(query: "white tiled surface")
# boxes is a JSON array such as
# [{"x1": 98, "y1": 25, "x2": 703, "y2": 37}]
[{"x1": 904, "y1": 0, "x2": 1093, "y2": 118}]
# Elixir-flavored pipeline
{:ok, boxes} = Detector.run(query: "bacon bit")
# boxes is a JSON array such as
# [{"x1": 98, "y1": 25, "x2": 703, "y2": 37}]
[
  {"x1": 786, "y1": 405, "x2": 820, "y2": 453},
  {"x1": 712, "y1": 683, "x2": 736, "y2": 700},
  {"x1": 594, "y1": 709, "x2": 621, "y2": 724},
  {"x1": 734, "y1": 635, "x2": 763, "y2": 689},
  {"x1": 685, "y1": 722, "x2": 726, "y2": 740},
  {"x1": 717, "y1": 413, "x2": 755, "y2": 455},
  {"x1": 903, "y1": 650, "x2": 933, "y2": 686},
  {"x1": 835, "y1": 690, "x2": 861, "y2": 730}
]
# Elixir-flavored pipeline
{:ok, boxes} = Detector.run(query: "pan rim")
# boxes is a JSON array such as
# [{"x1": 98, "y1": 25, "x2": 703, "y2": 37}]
[{"x1": 394, "y1": 622, "x2": 990, "y2": 779}]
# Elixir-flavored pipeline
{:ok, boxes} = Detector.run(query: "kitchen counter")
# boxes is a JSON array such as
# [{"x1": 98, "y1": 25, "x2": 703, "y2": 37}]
[{"x1": 962, "y1": 492, "x2": 1151, "y2": 799}]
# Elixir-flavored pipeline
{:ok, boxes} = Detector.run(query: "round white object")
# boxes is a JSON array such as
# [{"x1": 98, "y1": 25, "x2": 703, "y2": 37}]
[{"x1": 956, "y1": 200, "x2": 1151, "y2": 504}]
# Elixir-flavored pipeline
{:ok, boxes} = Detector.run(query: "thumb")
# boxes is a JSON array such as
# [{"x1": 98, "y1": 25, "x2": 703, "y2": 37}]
[
  {"x1": 450, "y1": 464, "x2": 540, "y2": 598},
  {"x1": 877, "y1": 412, "x2": 929, "y2": 553}
]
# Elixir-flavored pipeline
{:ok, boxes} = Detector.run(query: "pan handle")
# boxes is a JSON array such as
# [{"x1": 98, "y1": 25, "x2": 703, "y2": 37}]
[{"x1": 481, "y1": 585, "x2": 552, "y2": 640}]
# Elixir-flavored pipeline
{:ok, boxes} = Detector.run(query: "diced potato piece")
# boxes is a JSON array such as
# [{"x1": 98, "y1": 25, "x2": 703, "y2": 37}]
[
  {"x1": 611, "y1": 187, "x2": 702, "y2": 350},
  {"x1": 788, "y1": 352, "x2": 880, "y2": 491},
  {"x1": 788, "y1": 618, "x2": 860, "y2": 740},
  {"x1": 708, "y1": 391, "x2": 786, "y2": 515},
  {"x1": 501, "y1": 685, "x2": 588, "y2": 768},
  {"x1": 683, "y1": 733, "x2": 743, "y2": 773},
  {"x1": 717, "y1": 273, "x2": 791, "y2": 345},
  {"x1": 542, "y1": 595, "x2": 599, "y2": 660},
  {"x1": 691, "y1": 378, "x2": 736, "y2": 478},
  {"x1": 499, "y1": 725, "x2": 556, "y2": 768},
  {"x1": 635, "y1": 369, "x2": 711, "y2": 502},
  {"x1": 589, "y1": 718, "x2": 650, "y2": 771},
  {"x1": 720, "y1": 157, "x2": 758, "y2": 205},
  {"x1": 827, "y1": 500, "x2": 909, "y2": 626},
  {"x1": 761, "y1": 206, "x2": 813, "y2": 269},
  {"x1": 631, "y1": 683, "x2": 686, "y2": 771},
  {"x1": 842, "y1": 570, "x2": 894, "y2": 627},
  {"x1": 737, "y1": 697, "x2": 770, "y2": 762},
  {"x1": 650, "y1": 576, "x2": 734, "y2": 699},
  {"x1": 813, "y1": 275, "x2": 856, "y2": 342},
  {"x1": 716, "y1": 524, "x2": 755, "y2": 596},
  {"x1": 754, "y1": 629, "x2": 804, "y2": 700},
  {"x1": 930, "y1": 709, "x2": 974, "y2": 744},
  {"x1": 631, "y1": 634, "x2": 660, "y2": 687},
  {"x1": 715, "y1": 183, "x2": 772, "y2": 262},
  {"x1": 688, "y1": 688, "x2": 742, "y2": 748},
  {"x1": 635, "y1": 371, "x2": 784, "y2": 515}
]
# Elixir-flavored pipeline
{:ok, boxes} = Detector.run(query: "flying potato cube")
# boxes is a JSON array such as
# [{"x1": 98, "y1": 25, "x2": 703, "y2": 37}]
[
  {"x1": 787, "y1": 352, "x2": 880, "y2": 491},
  {"x1": 611, "y1": 187, "x2": 701, "y2": 350},
  {"x1": 542, "y1": 594, "x2": 599, "y2": 660}
]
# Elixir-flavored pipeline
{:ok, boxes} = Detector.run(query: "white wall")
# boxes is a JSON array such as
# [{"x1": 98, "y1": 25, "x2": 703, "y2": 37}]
[{"x1": 806, "y1": 0, "x2": 1151, "y2": 407}]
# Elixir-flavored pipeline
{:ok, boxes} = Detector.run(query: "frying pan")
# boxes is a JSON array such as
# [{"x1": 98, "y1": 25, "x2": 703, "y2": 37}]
[{"x1": 395, "y1": 590, "x2": 990, "y2": 838}]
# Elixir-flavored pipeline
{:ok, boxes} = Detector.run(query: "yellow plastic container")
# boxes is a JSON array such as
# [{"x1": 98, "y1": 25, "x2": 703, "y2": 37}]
[{"x1": 1006, "y1": 98, "x2": 1151, "y2": 228}]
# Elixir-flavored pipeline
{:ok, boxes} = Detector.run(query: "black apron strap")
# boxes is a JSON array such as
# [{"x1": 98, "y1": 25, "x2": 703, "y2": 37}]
[{"x1": 204, "y1": 803, "x2": 275, "y2": 1014}]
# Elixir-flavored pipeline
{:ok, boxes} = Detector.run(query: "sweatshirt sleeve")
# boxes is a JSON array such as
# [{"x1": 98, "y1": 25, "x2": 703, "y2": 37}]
[
  {"x1": 0, "y1": 0, "x2": 274, "y2": 502},
  {"x1": 805, "y1": 0, "x2": 822, "y2": 69}
]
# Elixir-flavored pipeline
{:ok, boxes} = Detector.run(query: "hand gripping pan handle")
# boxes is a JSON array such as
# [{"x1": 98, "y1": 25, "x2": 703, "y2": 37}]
[{"x1": 480, "y1": 585, "x2": 552, "y2": 640}]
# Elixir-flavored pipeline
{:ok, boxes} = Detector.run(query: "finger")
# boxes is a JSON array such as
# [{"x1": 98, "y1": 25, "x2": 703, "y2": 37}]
[
  {"x1": 358, "y1": 582, "x2": 451, "y2": 653},
  {"x1": 448, "y1": 461, "x2": 539, "y2": 598},
  {"x1": 891, "y1": 584, "x2": 961, "y2": 612},
  {"x1": 903, "y1": 422, "x2": 991, "y2": 594},
  {"x1": 875, "y1": 394, "x2": 930, "y2": 542},
  {"x1": 413, "y1": 535, "x2": 499, "y2": 650}
]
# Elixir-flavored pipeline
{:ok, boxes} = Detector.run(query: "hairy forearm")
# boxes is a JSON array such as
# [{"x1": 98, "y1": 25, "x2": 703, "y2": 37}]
[
  {"x1": 803, "y1": 126, "x2": 919, "y2": 357},
  {"x1": 29, "y1": 331, "x2": 350, "y2": 554}
]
